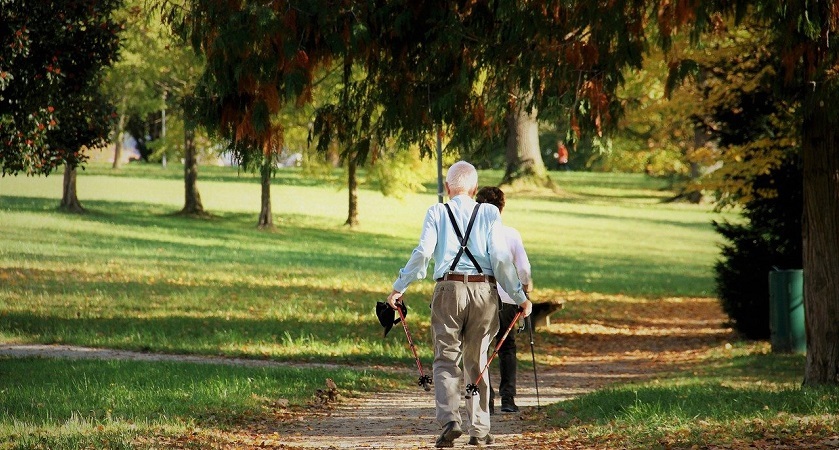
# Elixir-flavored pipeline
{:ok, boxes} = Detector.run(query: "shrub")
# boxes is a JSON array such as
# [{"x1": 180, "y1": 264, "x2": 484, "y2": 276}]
[{"x1": 713, "y1": 155, "x2": 802, "y2": 339}]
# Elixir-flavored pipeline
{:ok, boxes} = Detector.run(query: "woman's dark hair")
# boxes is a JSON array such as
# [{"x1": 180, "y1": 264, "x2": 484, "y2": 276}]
[{"x1": 476, "y1": 186, "x2": 505, "y2": 212}]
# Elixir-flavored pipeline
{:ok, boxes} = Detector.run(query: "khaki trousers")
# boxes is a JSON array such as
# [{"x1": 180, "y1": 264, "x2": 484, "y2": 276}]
[{"x1": 430, "y1": 280, "x2": 500, "y2": 437}]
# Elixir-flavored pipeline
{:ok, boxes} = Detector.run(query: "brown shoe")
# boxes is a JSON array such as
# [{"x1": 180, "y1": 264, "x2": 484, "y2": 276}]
[
  {"x1": 468, "y1": 434, "x2": 495, "y2": 445},
  {"x1": 435, "y1": 421, "x2": 463, "y2": 448}
]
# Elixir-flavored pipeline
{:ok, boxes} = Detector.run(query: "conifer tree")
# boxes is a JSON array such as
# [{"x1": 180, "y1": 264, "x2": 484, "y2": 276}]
[
  {"x1": 162, "y1": 0, "x2": 349, "y2": 228},
  {"x1": 661, "y1": 0, "x2": 839, "y2": 387},
  {"x1": 310, "y1": 1, "x2": 648, "y2": 190}
]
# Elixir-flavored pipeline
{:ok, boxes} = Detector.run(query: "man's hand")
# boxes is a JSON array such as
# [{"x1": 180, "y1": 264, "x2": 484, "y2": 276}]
[
  {"x1": 520, "y1": 299, "x2": 533, "y2": 317},
  {"x1": 386, "y1": 290, "x2": 403, "y2": 309}
]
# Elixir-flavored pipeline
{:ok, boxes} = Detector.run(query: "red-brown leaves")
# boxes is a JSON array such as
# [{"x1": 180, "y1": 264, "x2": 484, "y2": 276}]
[
  {"x1": 262, "y1": 85, "x2": 281, "y2": 114},
  {"x1": 570, "y1": 113, "x2": 581, "y2": 137},
  {"x1": 586, "y1": 81, "x2": 608, "y2": 137},
  {"x1": 562, "y1": 40, "x2": 601, "y2": 70},
  {"x1": 657, "y1": 0, "x2": 698, "y2": 38}
]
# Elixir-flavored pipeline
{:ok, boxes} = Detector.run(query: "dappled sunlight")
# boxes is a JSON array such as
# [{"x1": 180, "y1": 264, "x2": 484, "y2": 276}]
[
  {"x1": 531, "y1": 289, "x2": 739, "y2": 393},
  {"x1": 555, "y1": 322, "x2": 731, "y2": 337},
  {"x1": 719, "y1": 379, "x2": 803, "y2": 391}
]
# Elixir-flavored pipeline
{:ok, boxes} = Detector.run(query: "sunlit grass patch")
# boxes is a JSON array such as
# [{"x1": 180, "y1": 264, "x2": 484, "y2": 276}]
[
  {"x1": 0, "y1": 356, "x2": 396, "y2": 448},
  {"x1": 2, "y1": 415, "x2": 162, "y2": 450}
]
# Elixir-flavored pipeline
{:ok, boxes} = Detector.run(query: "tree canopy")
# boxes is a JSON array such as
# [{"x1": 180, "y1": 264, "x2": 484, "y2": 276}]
[
  {"x1": 158, "y1": 0, "x2": 839, "y2": 384},
  {"x1": 0, "y1": 0, "x2": 121, "y2": 176},
  {"x1": 161, "y1": 1, "x2": 651, "y2": 170},
  {"x1": 311, "y1": 1, "x2": 650, "y2": 163}
]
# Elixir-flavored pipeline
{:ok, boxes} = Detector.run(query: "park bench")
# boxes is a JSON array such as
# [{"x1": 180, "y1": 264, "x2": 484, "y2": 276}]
[{"x1": 530, "y1": 299, "x2": 565, "y2": 328}]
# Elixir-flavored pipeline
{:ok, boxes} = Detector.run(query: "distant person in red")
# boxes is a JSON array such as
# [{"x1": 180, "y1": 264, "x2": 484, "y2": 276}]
[{"x1": 556, "y1": 142, "x2": 569, "y2": 171}]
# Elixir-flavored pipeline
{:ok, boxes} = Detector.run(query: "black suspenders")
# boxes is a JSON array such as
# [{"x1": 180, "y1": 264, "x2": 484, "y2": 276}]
[{"x1": 444, "y1": 203, "x2": 482, "y2": 274}]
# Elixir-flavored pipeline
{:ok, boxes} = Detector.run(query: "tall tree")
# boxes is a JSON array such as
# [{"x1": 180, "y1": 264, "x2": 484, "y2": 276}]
[
  {"x1": 102, "y1": 1, "x2": 167, "y2": 170},
  {"x1": 162, "y1": 0, "x2": 346, "y2": 228},
  {"x1": 107, "y1": 1, "x2": 207, "y2": 215},
  {"x1": 56, "y1": 87, "x2": 118, "y2": 212},
  {"x1": 179, "y1": 95, "x2": 206, "y2": 216},
  {"x1": 1, "y1": 0, "x2": 120, "y2": 186},
  {"x1": 310, "y1": 62, "x2": 386, "y2": 228},
  {"x1": 161, "y1": 55, "x2": 206, "y2": 217},
  {"x1": 664, "y1": 0, "x2": 839, "y2": 386},
  {"x1": 502, "y1": 95, "x2": 553, "y2": 189}
]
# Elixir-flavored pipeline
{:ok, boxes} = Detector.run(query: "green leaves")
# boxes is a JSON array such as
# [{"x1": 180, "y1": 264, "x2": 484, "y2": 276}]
[{"x1": 1, "y1": 0, "x2": 120, "y2": 176}]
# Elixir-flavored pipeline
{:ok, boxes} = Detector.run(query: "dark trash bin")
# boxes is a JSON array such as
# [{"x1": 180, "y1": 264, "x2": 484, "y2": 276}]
[{"x1": 768, "y1": 269, "x2": 806, "y2": 353}]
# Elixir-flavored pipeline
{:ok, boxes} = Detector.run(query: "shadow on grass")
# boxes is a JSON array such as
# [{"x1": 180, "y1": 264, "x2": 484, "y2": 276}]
[
  {"x1": 0, "y1": 309, "x2": 434, "y2": 367},
  {"x1": 546, "y1": 330, "x2": 733, "y2": 358},
  {"x1": 0, "y1": 258, "x2": 437, "y2": 368},
  {"x1": 524, "y1": 206, "x2": 715, "y2": 232},
  {"x1": 532, "y1": 252, "x2": 714, "y2": 297}
]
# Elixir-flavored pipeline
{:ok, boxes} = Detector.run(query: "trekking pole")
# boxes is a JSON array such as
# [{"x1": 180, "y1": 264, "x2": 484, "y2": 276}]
[
  {"x1": 527, "y1": 315, "x2": 541, "y2": 409},
  {"x1": 465, "y1": 307, "x2": 524, "y2": 399},
  {"x1": 395, "y1": 300, "x2": 432, "y2": 391}
]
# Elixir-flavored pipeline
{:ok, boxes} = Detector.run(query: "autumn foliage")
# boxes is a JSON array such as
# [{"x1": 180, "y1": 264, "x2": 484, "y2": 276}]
[{"x1": 163, "y1": 1, "x2": 654, "y2": 162}]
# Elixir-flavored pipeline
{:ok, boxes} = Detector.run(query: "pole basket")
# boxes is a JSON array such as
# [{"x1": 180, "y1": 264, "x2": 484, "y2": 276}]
[
  {"x1": 418, "y1": 374, "x2": 432, "y2": 391},
  {"x1": 464, "y1": 383, "x2": 479, "y2": 399}
]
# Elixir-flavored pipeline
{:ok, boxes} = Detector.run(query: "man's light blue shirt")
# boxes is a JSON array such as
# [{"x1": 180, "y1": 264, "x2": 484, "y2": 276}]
[{"x1": 392, "y1": 194, "x2": 528, "y2": 305}]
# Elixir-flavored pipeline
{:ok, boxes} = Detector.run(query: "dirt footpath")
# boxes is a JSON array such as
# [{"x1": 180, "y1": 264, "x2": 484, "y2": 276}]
[{"x1": 261, "y1": 357, "x2": 660, "y2": 449}]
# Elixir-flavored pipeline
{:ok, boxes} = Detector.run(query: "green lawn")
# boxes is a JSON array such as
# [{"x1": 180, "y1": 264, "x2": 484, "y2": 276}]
[
  {"x1": 0, "y1": 165, "x2": 725, "y2": 361},
  {"x1": 6, "y1": 162, "x2": 829, "y2": 450},
  {"x1": 545, "y1": 345, "x2": 839, "y2": 449}
]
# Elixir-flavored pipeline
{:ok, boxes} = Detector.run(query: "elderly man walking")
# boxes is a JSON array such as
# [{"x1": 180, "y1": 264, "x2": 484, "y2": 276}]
[{"x1": 387, "y1": 161, "x2": 532, "y2": 448}]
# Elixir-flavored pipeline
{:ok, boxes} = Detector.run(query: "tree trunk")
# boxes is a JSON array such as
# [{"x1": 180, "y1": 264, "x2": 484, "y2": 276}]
[
  {"x1": 59, "y1": 161, "x2": 84, "y2": 213},
  {"x1": 112, "y1": 128, "x2": 124, "y2": 169},
  {"x1": 327, "y1": 145, "x2": 341, "y2": 168},
  {"x1": 669, "y1": 125, "x2": 708, "y2": 204},
  {"x1": 112, "y1": 97, "x2": 128, "y2": 169},
  {"x1": 686, "y1": 125, "x2": 707, "y2": 204},
  {"x1": 801, "y1": 91, "x2": 839, "y2": 386},
  {"x1": 180, "y1": 119, "x2": 206, "y2": 216},
  {"x1": 257, "y1": 155, "x2": 273, "y2": 229},
  {"x1": 501, "y1": 96, "x2": 555, "y2": 190},
  {"x1": 345, "y1": 157, "x2": 359, "y2": 227}
]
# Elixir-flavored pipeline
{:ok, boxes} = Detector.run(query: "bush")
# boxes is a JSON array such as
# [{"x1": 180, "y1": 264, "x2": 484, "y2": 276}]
[{"x1": 713, "y1": 156, "x2": 802, "y2": 339}]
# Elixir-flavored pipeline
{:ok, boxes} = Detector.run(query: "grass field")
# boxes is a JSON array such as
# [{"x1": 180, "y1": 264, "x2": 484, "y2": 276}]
[
  {"x1": 0, "y1": 165, "x2": 723, "y2": 361},
  {"x1": 3, "y1": 162, "x2": 835, "y2": 449}
]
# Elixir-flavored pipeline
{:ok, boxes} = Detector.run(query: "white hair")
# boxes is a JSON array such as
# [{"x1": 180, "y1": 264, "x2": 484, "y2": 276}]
[{"x1": 445, "y1": 161, "x2": 478, "y2": 194}]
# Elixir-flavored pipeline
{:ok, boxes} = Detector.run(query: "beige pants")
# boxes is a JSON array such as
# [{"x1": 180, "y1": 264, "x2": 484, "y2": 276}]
[{"x1": 430, "y1": 280, "x2": 500, "y2": 437}]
